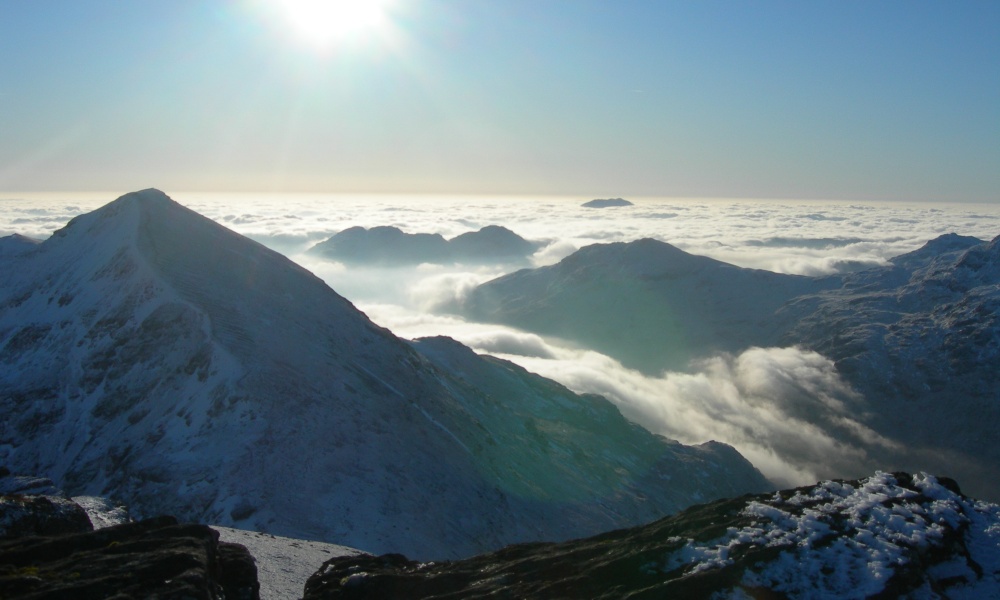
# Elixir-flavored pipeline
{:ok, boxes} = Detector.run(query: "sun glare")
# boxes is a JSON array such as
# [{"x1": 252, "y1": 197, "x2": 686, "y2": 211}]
[{"x1": 273, "y1": 0, "x2": 393, "y2": 49}]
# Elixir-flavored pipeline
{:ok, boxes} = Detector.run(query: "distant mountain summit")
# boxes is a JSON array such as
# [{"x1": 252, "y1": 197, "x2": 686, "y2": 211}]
[
  {"x1": 0, "y1": 233, "x2": 41, "y2": 257},
  {"x1": 455, "y1": 232, "x2": 1000, "y2": 501},
  {"x1": 448, "y1": 224, "x2": 539, "y2": 261},
  {"x1": 582, "y1": 197, "x2": 633, "y2": 208},
  {"x1": 309, "y1": 224, "x2": 541, "y2": 265},
  {"x1": 888, "y1": 232, "x2": 984, "y2": 272},
  {"x1": 456, "y1": 237, "x2": 827, "y2": 372},
  {"x1": 0, "y1": 189, "x2": 769, "y2": 559}
]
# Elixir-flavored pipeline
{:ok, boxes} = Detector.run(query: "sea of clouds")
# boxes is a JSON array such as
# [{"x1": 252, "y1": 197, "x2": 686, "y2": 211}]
[{"x1": 3, "y1": 191, "x2": 999, "y2": 486}]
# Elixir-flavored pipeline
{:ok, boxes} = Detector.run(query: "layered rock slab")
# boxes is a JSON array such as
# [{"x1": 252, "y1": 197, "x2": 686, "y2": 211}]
[{"x1": 0, "y1": 512, "x2": 259, "y2": 600}]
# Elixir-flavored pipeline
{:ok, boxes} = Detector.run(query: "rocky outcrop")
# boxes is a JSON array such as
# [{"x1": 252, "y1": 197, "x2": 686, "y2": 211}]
[
  {"x1": 0, "y1": 511, "x2": 259, "y2": 600},
  {"x1": 0, "y1": 469, "x2": 63, "y2": 497},
  {"x1": 0, "y1": 494, "x2": 92, "y2": 539},
  {"x1": 303, "y1": 472, "x2": 1000, "y2": 599}
]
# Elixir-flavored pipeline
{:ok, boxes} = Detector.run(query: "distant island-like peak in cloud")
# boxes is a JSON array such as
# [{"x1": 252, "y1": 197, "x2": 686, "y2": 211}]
[
  {"x1": 582, "y1": 198, "x2": 633, "y2": 208},
  {"x1": 308, "y1": 224, "x2": 542, "y2": 266}
]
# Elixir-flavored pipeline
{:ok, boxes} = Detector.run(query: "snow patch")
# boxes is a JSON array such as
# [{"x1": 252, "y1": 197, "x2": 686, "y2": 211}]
[{"x1": 662, "y1": 472, "x2": 1000, "y2": 598}]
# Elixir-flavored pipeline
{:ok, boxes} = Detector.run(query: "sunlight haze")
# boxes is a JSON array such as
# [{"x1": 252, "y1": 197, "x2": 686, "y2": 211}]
[
  {"x1": 4, "y1": 3, "x2": 1000, "y2": 594},
  {"x1": 1, "y1": 0, "x2": 997, "y2": 201}
]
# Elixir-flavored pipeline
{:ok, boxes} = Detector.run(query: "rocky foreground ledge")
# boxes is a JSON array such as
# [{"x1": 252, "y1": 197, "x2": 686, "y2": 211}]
[
  {"x1": 2, "y1": 472, "x2": 999, "y2": 599},
  {"x1": 0, "y1": 494, "x2": 258, "y2": 599},
  {"x1": 305, "y1": 472, "x2": 1000, "y2": 599}
]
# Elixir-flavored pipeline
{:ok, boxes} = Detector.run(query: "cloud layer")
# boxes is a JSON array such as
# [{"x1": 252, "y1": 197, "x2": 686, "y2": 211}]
[
  {"x1": 6, "y1": 193, "x2": 1000, "y2": 276},
  {"x1": 3, "y1": 191, "x2": 998, "y2": 487}
]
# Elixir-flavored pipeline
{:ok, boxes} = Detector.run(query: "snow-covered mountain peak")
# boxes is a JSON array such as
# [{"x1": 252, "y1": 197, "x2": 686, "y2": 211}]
[
  {"x1": 886, "y1": 232, "x2": 1000, "y2": 292},
  {"x1": 952, "y1": 232, "x2": 1000, "y2": 280},
  {"x1": 0, "y1": 233, "x2": 41, "y2": 258},
  {"x1": 52, "y1": 187, "x2": 171, "y2": 235},
  {"x1": 108, "y1": 187, "x2": 174, "y2": 209},
  {"x1": 888, "y1": 232, "x2": 983, "y2": 271}
]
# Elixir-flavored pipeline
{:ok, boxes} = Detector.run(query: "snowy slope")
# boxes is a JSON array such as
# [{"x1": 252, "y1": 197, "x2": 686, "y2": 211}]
[
  {"x1": 455, "y1": 238, "x2": 831, "y2": 373},
  {"x1": 780, "y1": 233, "x2": 1000, "y2": 501},
  {"x1": 0, "y1": 189, "x2": 770, "y2": 559},
  {"x1": 213, "y1": 526, "x2": 363, "y2": 600}
]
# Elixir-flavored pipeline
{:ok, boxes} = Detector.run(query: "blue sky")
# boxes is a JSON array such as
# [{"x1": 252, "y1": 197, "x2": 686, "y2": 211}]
[{"x1": 1, "y1": 0, "x2": 997, "y2": 201}]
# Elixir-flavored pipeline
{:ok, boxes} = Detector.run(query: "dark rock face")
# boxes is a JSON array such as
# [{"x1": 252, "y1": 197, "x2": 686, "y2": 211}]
[
  {"x1": 303, "y1": 472, "x2": 1000, "y2": 599},
  {"x1": 217, "y1": 540, "x2": 261, "y2": 600},
  {"x1": 0, "y1": 513, "x2": 259, "y2": 600},
  {"x1": 0, "y1": 469, "x2": 63, "y2": 497},
  {"x1": 0, "y1": 494, "x2": 93, "y2": 539}
]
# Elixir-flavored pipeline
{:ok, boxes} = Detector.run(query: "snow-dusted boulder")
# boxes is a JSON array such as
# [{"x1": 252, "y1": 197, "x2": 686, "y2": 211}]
[{"x1": 0, "y1": 494, "x2": 92, "y2": 539}]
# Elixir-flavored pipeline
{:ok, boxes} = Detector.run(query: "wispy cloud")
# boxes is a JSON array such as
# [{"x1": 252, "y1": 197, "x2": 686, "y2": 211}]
[{"x1": 358, "y1": 291, "x2": 904, "y2": 488}]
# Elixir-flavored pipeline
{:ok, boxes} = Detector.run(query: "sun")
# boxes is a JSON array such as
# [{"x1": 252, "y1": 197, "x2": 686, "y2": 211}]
[{"x1": 272, "y1": 0, "x2": 394, "y2": 49}]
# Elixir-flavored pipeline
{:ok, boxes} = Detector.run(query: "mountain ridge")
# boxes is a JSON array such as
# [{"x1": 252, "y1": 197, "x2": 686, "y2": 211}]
[
  {"x1": 455, "y1": 237, "x2": 830, "y2": 373},
  {"x1": 453, "y1": 232, "x2": 1000, "y2": 501},
  {"x1": 0, "y1": 189, "x2": 770, "y2": 559},
  {"x1": 309, "y1": 223, "x2": 541, "y2": 266}
]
